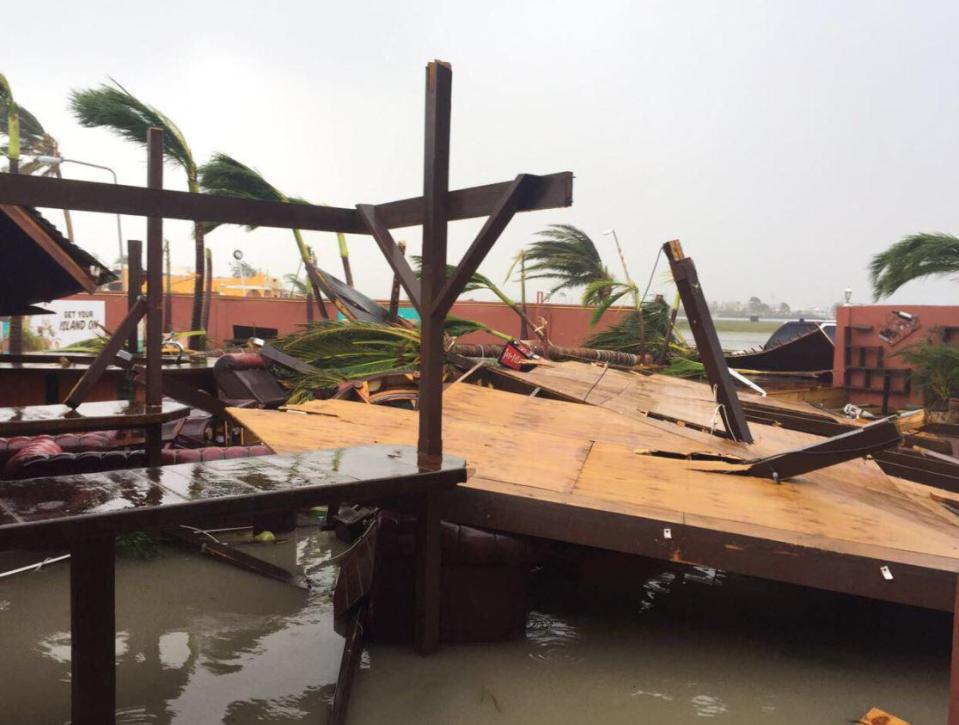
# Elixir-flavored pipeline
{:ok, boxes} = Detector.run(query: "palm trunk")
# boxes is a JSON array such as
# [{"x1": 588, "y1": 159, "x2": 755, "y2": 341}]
[
  {"x1": 336, "y1": 232, "x2": 354, "y2": 286},
  {"x1": 201, "y1": 247, "x2": 212, "y2": 344},
  {"x1": 486, "y1": 279, "x2": 547, "y2": 344},
  {"x1": 163, "y1": 240, "x2": 173, "y2": 332},
  {"x1": 188, "y1": 175, "x2": 205, "y2": 349},
  {"x1": 519, "y1": 251, "x2": 529, "y2": 340},
  {"x1": 292, "y1": 230, "x2": 329, "y2": 320},
  {"x1": 389, "y1": 241, "x2": 407, "y2": 319}
]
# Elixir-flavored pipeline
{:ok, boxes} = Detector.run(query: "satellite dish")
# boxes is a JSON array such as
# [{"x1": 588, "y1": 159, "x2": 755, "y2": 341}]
[{"x1": 232, "y1": 249, "x2": 244, "y2": 261}]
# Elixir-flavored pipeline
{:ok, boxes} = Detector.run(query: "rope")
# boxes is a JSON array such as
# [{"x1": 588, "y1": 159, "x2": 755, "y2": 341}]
[{"x1": 584, "y1": 363, "x2": 611, "y2": 401}]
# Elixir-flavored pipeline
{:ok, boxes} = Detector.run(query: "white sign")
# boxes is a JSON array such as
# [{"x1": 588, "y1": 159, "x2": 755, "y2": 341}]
[{"x1": 29, "y1": 300, "x2": 107, "y2": 350}]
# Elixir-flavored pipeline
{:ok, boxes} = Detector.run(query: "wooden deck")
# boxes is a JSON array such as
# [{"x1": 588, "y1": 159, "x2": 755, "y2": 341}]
[{"x1": 230, "y1": 382, "x2": 959, "y2": 612}]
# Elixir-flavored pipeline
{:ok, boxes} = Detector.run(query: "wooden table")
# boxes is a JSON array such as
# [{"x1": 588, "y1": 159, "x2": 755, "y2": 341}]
[
  {"x1": 0, "y1": 444, "x2": 466, "y2": 724},
  {"x1": 0, "y1": 400, "x2": 189, "y2": 437}
]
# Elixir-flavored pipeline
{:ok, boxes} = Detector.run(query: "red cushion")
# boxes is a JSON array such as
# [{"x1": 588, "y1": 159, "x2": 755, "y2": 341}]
[{"x1": 3, "y1": 439, "x2": 64, "y2": 478}]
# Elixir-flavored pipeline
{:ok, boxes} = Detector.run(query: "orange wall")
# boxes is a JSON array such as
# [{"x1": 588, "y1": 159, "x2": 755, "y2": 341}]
[
  {"x1": 67, "y1": 293, "x2": 631, "y2": 348},
  {"x1": 834, "y1": 304, "x2": 959, "y2": 408}
]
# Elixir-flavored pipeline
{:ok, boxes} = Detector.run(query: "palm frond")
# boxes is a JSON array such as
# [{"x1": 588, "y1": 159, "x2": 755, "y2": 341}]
[
  {"x1": 70, "y1": 81, "x2": 195, "y2": 174},
  {"x1": 523, "y1": 224, "x2": 610, "y2": 293},
  {"x1": 870, "y1": 233, "x2": 959, "y2": 299},
  {"x1": 582, "y1": 280, "x2": 636, "y2": 324},
  {"x1": 583, "y1": 300, "x2": 681, "y2": 355},
  {"x1": 0, "y1": 97, "x2": 46, "y2": 146}
]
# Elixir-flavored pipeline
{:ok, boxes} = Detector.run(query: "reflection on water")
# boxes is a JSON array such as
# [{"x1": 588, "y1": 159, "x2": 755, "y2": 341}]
[{"x1": 0, "y1": 527, "x2": 951, "y2": 723}]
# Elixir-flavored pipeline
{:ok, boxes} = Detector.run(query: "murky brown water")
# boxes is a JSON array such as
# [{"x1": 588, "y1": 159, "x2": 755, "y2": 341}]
[{"x1": 0, "y1": 527, "x2": 949, "y2": 724}]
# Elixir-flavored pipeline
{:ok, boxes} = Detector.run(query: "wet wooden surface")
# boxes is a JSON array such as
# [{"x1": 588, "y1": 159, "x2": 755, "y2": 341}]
[
  {"x1": 0, "y1": 444, "x2": 466, "y2": 548},
  {"x1": 0, "y1": 400, "x2": 189, "y2": 436},
  {"x1": 231, "y1": 384, "x2": 959, "y2": 610}
]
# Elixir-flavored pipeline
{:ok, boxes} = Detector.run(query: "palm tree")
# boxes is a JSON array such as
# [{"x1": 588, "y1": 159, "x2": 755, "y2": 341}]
[
  {"x1": 71, "y1": 80, "x2": 207, "y2": 348},
  {"x1": 199, "y1": 152, "x2": 354, "y2": 290},
  {"x1": 870, "y1": 233, "x2": 959, "y2": 299},
  {"x1": 524, "y1": 224, "x2": 612, "y2": 299},
  {"x1": 0, "y1": 73, "x2": 19, "y2": 174},
  {"x1": 284, "y1": 273, "x2": 309, "y2": 296},
  {"x1": 199, "y1": 153, "x2": 336, "y2": 318},
  {"x1": 0, "y1": 90, "x2": 75, "y2": 238}
]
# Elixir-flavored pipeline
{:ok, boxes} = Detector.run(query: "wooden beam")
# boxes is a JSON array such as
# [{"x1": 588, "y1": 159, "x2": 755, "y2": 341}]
[
  {"x1": 739, "y1": 418, "x2": 902, "y2": 481},
  {"x1": 63, "y1": 298, "x2": 147, "y2": 408},
  {"x1": 664, "y1": 240, "x2": 753, "y2": 443},
  {"x1": 415, "y1": 59, "x2": 452, "y2": 657},
  {"x1": 70, "y1": 536, "x2": 115, "y2": 725},
  {"x1": 145, "y1": 130, "x2": 164, "y2": 466},
  {"x1": 356, "y1": 204, "x2": 422, "y2": 312},
  {"x1": 126, "y1": 239, "x2": 142, "y2": 354},
  {"x1": 0, "y1": 204, "x2": 99, "y2": 292},
  {"x1": 259, "y1": 343, "x2": 323, "y2": 377},
  {"x1": 0, "y1": 169, "x2": 572, "y2": 234},
  {"x1": 432, "y1": 174, "x2": 530, "y2": 317}
]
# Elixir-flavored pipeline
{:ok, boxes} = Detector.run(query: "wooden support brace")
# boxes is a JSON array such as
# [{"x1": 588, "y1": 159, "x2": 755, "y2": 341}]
[
  {"x1": 356, "y1": 204, "x2": 422, "y2": 312},
  {"x1": 329, "y1": 604, "x2": 367, "y2": 725},
  {"x1": 71, "y1": 536, "x2": 116, "y2": 725},
  {"x1": 738, "y1": 417, "x2": 903, "y2": 481},
  {"x1": 63, "y1": 297, "x2": 148, "y2": 408},
  {"x1": 432, "y1": 174, "x2": 531, "y2": 318},
  {"x1": 664, "y1": 240, "x2": 753, "y2": 443}
]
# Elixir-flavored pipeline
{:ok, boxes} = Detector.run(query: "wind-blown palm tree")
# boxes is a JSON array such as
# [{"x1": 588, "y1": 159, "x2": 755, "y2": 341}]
[
  {"x1": 0, "y1": 89, "x2": 75, "y2": 238},
  {"x1": 870, "y1": 233, "x2": 959, "y2": 299},
  {"x1": 71, "y1": 81, "x2": 206, "y2": 347},
  {"x1": 199, "y1": 153, "x2": 353, "y2": 288},
  {"x1": 524, "y1": 224, "x2": 612, "y2": 299},
  {"x1": 0, "y1": 73, "x2": 19, "y2": 174},
  {"x1": 199, "y1": 153, "x2": 341, "y2": 319}
]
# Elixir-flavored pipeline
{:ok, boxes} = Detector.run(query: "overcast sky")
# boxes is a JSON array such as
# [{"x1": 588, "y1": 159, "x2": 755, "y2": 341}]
[{"x1": 4, "y1": 0, "x2": 957, "y2": 309}]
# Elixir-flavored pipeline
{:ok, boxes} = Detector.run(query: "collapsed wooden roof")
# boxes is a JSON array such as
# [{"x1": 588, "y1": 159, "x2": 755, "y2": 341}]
[
  {"x1": 230, "y1": 376, "x2": 959, "y2": 611},
  {"x1": 0, "y1": 204, "x2": 115, "y2": 314}
]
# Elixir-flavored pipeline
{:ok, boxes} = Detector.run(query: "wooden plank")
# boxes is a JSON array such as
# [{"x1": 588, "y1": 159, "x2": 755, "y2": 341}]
[
  {"x1": 415, "y1": 489, "x2": 441, "y2": 655},
  {"x1": 330, "y1": 604, "x2": 366, "y2": 725},
  {"x1": 0, "y1": 166, "x2": 572, "y2": 234},
  {"x1": 665, "y1": 240, "x2": 752, "y2": 443},
  {"x1": 70, "y1": 536, "x2": 115, "y2": 725},
  {"x1": 145, "y1": 130, "x2": 164, "y2": 466},
  {"x1": 63, "y1": 298, "x2": 147, "y2": 408},
  {"x1": 432, "y1": 174, "x2": 530, "y2": 317},
  {"x1": 356, "y1": 204, "x2": 422, "y2": 312},
  {"x1": 0, "y1": 203, "x2": 98, "y2": 293},
  {"x1": 0, "y1": 399, "x2": 188, "y2": 437}
]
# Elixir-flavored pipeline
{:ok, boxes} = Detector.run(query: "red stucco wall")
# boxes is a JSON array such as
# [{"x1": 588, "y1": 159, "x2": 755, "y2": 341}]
[
  {"x1": 834, "y1": 305, "x2": 959, "y2": 408},
  {"x1": 67, "y1": 293, "x2": 631, "y2": 348}
]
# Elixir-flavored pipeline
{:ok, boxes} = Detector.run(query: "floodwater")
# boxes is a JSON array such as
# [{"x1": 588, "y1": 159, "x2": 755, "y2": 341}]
[{"x1": 0, "y1": 526, "x2": 949, "y2": 724}]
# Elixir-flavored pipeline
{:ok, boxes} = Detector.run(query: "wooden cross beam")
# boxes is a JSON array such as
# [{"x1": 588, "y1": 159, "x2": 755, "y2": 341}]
[{"x1": 0, "y1": 168, "x2": 572, "y2": 235}]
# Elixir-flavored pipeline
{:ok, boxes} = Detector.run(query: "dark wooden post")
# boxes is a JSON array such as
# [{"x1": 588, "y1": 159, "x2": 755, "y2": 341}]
[
  {"x1": 414, "y1": 59, "x2": 452, "y2": 656},
  {"x1": 145, "y1": 129, "x2": 164, "y2": 466},
  {"x1": 306, "y1": 291, "x2": 314, "y2": 323},
  {"x1": 126, "y1": 239, "x2": 142, "y2": 354},
  {"x1": 664, "y1": 239, "x2": 753, "y2": 443},
  {"x1": 951, "y1": 575, "x2": 959, "y2": 725},
  {"x1": 418, "y1": 60, "x2": 451, "y2": 467},
  {"x1": 71, "y1": 536, "x2": 116, "y2": 725}
]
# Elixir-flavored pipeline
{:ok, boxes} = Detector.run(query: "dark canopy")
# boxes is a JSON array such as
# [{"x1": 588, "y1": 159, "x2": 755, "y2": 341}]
[{"x1": 0, "y1": 205, "x2": 115, "y2": 315}]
